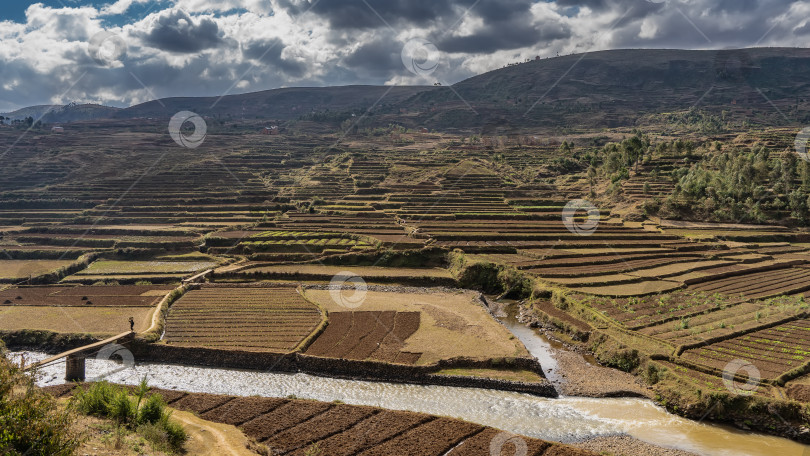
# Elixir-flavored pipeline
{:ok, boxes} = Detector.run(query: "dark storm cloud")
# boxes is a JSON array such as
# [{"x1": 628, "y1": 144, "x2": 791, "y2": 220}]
[
  {"x1": 438, "y1": 22, "x2": 571, "y2": 54},
  {"x1": 277, "y1": 0, "x2": 456, "y2": 29},
  {"x1": 343, "y1": 39, "x2": 403, "y2": 78},
  {"x1": 142, "y1": 9, "x2": 224, "y2": 53},
  {"x1": 280, "y1": 0, "x2": 535, "y2": 30},
  {"x1": 242, "y1": 38, "x2": 307, "y2": 77}
]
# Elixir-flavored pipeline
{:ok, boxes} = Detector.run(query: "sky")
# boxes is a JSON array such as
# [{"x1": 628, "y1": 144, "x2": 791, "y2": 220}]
[{"x1": 1, "y1": 0, "x2": 809, "y2": 112}]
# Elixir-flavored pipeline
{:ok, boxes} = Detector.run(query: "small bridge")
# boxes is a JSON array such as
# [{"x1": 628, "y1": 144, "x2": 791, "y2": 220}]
[{"x1": 24, "y1": 331, "x2": 135, "y2": 381}]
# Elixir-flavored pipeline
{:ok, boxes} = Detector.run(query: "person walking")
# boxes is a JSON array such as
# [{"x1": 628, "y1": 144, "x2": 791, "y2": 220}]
[{"x1": 129, "y1": 316, "x2": 135, "y2": 332}]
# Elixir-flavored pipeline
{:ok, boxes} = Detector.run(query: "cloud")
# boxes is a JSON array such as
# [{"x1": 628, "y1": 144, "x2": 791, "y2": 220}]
[
  {"x1": 141, "y1": 9, "x2": 224, "y2": 53},
  {"x1": 0, "y1": 0, "x2": 807, "y2": 111}
]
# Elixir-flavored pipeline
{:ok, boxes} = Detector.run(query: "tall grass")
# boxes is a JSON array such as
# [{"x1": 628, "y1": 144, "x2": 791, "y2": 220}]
[{"x1": 71, "y1": 379, "x2": 187, "y2": 453}]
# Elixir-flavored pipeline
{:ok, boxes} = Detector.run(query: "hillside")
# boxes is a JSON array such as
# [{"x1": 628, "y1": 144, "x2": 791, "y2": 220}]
[
  {"x1": 399, "y1": 47, "x2": 810, "y2": 130},
  {"x1": 114, "y1": 85, "x2": 432, "y2": 122},
  {"x1": 7, "y1": 48, "x2": 810, "y2": 130}
]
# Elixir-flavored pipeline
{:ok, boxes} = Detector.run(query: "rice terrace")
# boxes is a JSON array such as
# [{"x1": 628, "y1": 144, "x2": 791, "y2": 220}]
[{"x1": 4, "y1": 2, "x2": 810, "y2": 456}]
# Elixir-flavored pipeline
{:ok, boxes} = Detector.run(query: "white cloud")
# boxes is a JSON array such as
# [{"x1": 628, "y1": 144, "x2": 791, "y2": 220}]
[{"x1": 0, "y1": 0, "x2": 805, "y2": 111}]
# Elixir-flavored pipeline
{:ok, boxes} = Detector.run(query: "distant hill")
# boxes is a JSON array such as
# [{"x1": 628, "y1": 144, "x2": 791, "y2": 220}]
[
  {"x1": 8, "y1": 48, "x2": 810, "y2": 130},
  {"x1": 1, "y1": 103, "x2": 120, "y2": 124},
  {"x1": 397, "y1": 47, "x2": 810, "y2": 130},
  {"x1": 1, "y1": 105, "x2": 62, "y2": 121},
  {"x1": 114, "y1": 85, "x2": 432, "y2": 122}
]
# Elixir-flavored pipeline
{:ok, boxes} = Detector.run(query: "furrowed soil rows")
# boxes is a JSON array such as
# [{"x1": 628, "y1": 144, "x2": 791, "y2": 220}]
[
  {"x1": 680, "y1": 319, "x2": 810, "y2": 379},
  {"x1": 241, "y1": 401, "x2": 333, "y2": 441},
  {"x1": 263, "y1": 404, "x2": 378, "y2": 453},
  {"x1": 285, "y1": 410, "x2": 432, "y2": 456},
  {"x1": 305, "y1": 311, "x2": 422, "y2": 363},
  {"x1": 200, "y1": 396, "x2": 287, "y2": 425},
  {"x1": 164, "y1": 287, "x2": 321, "y2": 352},
  {"x1": 355, "y1": 417, "x2": 483, "y2": 456},
  {"x1": 170, "y1": 393, "x2": 234, "y2": 414},
  {"x1": 447, "y1": 427, "x2": 551, "y2": 455}
]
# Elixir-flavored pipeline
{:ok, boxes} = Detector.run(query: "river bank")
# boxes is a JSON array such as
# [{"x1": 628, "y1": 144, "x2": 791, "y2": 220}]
[
  {"x1": 9, "y1": 349, "x2": 809, "y2": 455},
  {"x1": 505, "y1": 298, "x2": 810, "y2": 447}
]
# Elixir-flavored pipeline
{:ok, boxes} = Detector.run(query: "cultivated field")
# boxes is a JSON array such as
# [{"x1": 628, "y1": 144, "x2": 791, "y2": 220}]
[
  {"x1": 164, "y1": 286, "x2": 322, "y2": 352},
  {"x1": 305, "y1": 311, "x2": 422, "y2": 363},
  {"x1": 0, "y1": 284, "x2": 173, "y2": 334},
  {"x1": 304, "y1": 289, "x2": 529, "y2": 365},
  {"x1": 0, "y1": 260, "x2": 75, "y2": 281},
  {"x1": 0, "y1": 305, "x2": 153, "y2": 334}
]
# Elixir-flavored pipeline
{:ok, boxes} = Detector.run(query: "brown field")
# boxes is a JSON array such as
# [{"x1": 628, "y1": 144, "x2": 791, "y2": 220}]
[
  {"x1": 0, "y1": 260, "x2": 75, "y2": 281},
  {"x1": 304, "y1": 289, "x2": 529, "y2": 365},
  {"x1": 0, "y1": 285, "x2": 172, "y2": 307},
  {"x1": 680, "y1": 318, "x2": 810, "y2": 380},
  {"x1": 0, "y1": 305, "x2": 153, "y2": 334},
  {"x1": 305, "y1": 311, "x2": 422, "y2": 363},
  {"x1": 164, "y1": 286, "x2": 322, "y2": 352}
]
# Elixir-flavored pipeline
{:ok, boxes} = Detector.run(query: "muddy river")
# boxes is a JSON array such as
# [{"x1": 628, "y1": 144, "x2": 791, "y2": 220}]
[{"x1": 9, "y1": 304, "x2": 810, "y2": 456}]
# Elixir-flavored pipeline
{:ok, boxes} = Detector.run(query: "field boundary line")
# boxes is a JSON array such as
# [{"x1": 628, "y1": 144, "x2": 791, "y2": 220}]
[
  {"x1": 140, "y1": 283, "x2": 193, "y2": 342},
  {"x1": 567, "y1": 295, "x2": 677, "y2": 356},
  {"x1": 292, "y1": 287, "x2": 330, "y2": 353}
]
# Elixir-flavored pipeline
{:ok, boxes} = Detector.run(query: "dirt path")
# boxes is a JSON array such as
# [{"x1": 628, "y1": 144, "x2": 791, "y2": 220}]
[{"x1": 170, "y1": 409, "x2": 257, "y2": 456}]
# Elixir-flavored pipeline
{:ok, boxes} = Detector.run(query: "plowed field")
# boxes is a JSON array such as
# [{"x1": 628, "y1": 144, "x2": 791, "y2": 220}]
[
  {"x1": 680, "y1": 318, "x2": 810, "y2": 380},
  {"x1": 164, "y1": 286, "x2": 322, "y2": 352},
  {"x1": 305, "y1": 311, "x2": 422, "y2": 363}
]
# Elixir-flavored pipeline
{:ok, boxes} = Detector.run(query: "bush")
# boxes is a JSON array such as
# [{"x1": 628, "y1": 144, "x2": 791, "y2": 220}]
[
  {"x1": 70, "y1": 381, "x2": 187, "y2": 453},
  {"x1": 109, "y1": 390, "x2": 136, "y2": 424},
  {"x1": 0, "y1": 356, "x2": 81, "y2": 455},
  {"x1": 73, "y1": 381, "x2": 117, "y2": 417},
  {"x1": 138, "y1": 394, "x2": 165, "y2": 425}
]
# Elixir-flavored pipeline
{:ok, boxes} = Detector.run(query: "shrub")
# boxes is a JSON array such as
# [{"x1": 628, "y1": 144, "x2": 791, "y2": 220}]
[
  {"x1": 0, "y1": 355, "x2": 81, "y2": 455},
  {"x1": 73, "y1": 381, "x2": 117, "y2": 417},
  {"x1": 70, "y1": 381, "x2": 187, "y2": 453},
  {"x1": 109, "y1": 390, "x2": 136, "y2": 424},
  {"x1": 159, "y1": 412, "x2": 187, "y2": 451},
  {"x1": 138, "y1": 394, "x2": 165, "y2": 425},
  {"x1": 604, "y1": 349, "x2": 640, "y2": 372}
]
